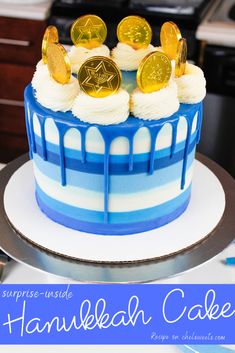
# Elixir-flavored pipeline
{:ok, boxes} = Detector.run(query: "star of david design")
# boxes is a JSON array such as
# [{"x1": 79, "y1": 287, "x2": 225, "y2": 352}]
[
  {"x1": 82, "y1": 61, "x2": 116, "y2": 94},
  {"x1": 74, "y1": 18, "x2": 103, "y2": 43}
]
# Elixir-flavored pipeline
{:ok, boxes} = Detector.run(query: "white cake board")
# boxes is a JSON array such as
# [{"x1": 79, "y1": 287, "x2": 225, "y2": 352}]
[{"x1": 3, "y1": 160, "x2": 225, "y2": 264}]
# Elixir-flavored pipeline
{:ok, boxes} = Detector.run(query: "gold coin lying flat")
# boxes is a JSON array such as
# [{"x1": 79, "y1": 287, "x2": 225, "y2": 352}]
[
  {"x1": 175, "y1": 38, "x2": 187, "y2": 78},
  {"x1": 46, "y1": 43, "x2": 71, "y2": 84},
  {"x1": 160, "y1": 21, "x2": 182, "y2": 60},
  {"x1": 42, "y1": 26, "x2": 59, "y2": 64},
  {"x1": 117, "y1": 15, "x2": 152, "y2": 50},
  {"x1": 137, "y1": 51, "x2": 172, "y2": 93},
  {"x1": 78, "y1": 56, "x2": 121, "y2": 98},
  {"x1": 71, "y1": 14, "x2": 107, "y2": 49}
]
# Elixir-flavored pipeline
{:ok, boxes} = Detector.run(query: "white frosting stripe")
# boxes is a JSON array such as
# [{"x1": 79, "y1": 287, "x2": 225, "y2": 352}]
[
  {"x1": 111, "y1": 43, "x2": 155, "y2": 71},
  {"x1": 33, "y1": 162, "x2": 193, "y2": 212}
]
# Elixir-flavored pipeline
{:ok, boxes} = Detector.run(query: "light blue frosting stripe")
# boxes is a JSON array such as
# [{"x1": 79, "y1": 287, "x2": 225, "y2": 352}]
[
  {"x1": 35, "y1": 182, "x2": 191, "y2": 224},
  {"x1": 33, "y1": 148, "x2": 195, "y2": 193},
  {"x1": 34, "y1": 130, "x2": 198, "y2": 163}
]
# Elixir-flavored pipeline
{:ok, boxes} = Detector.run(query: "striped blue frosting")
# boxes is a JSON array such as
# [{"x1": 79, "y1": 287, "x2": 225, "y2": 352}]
[
  {"x1": 25, "y1": 84, "x2": 203, "y2": 235},
  {"x1": 33, "y1": 148, "x2": 195, "y2": 194},
  {"x1": 36, "y1": 183, "x2": 191, "y2": 235}
]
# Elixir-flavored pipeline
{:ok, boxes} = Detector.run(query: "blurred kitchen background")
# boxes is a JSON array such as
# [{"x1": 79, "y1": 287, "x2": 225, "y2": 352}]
[{"x1": 0, "y1": 0, "x2": 235, "y2": 177}]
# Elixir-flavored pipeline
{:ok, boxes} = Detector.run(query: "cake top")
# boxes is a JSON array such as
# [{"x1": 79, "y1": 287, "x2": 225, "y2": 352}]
[{"x1": 31, "y1": 14, "x2": 206, "y2": 124}]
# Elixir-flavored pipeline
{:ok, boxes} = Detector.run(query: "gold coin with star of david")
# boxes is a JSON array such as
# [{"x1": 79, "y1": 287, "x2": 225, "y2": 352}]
[
  {"x1": 160, "y1": 21, "x2": 182, "y2": 60},
  {"x1": 137, "y1": 51, "x2": 172, "y2": 93},
  {"x1": 175, "y1": 38, "x2": 187, "y2": 78},
  {"x1": 70, "y1": 14, "x2": 107, "y2": 49},
  {"x1": 117, "y1": 15, "x2": 152, "y2": 50},
  {"x1": 46, "y1": 43, "x2": 71, "y2": 84},
  {"x1": 42, "y1": 25, "x2": 59, "y2": 64},
  {"x1": 78, "y1": 56, "x2": 121, "y2": 98}
]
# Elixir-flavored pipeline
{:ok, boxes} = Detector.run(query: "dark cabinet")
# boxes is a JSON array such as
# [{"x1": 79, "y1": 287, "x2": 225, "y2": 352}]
[{"x1": 0, "y1": 16, "x2": 46, "y2": 162}]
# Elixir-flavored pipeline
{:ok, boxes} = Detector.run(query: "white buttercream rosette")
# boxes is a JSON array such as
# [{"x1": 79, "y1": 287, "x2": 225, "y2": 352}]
[
  {"x1": 72, "y1": 89, "x2": 130, "y2": 125},
  {"x1": 173, "y1": 63, "x2": 206, "y2": 104},
  {"x1": 111, "y1": 42, "x2": 156, "y2": 71},
  {"x1": 68, "y1": 45, "x2": 110, "y2": 74},
  {"x1": 32, "y1": 60, "x2": 79, "y2": 112},
  {"x1": 131, "y1": 81, "x2": 180, "y2": 120}
]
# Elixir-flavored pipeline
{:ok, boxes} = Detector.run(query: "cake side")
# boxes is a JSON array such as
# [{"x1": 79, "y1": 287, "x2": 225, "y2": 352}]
[{"x1": 25, "y1": 84, "x2": 202, "y2": 235}]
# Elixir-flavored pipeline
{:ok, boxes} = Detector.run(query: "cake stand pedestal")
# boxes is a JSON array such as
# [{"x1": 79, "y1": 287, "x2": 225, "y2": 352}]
[{"x1": 0, "y1": 153, "x2": 235, "y2": 283}]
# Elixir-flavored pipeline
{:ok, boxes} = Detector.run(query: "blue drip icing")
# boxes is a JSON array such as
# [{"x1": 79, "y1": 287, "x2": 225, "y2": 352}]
[
  {"x1": 149, "y1": 127, "x2": 162, "y2": 175},
  {"x1": 103, "y1": 142, "x2": 110, "y2": 223},
  {"x1": 25, "y1": 85, "x2": 203, "y2": 224},
  {"x1": 171, "y1": 121, "x2": 178, "y2": 158},
  {"x1": 37, "y1": 116, "x2": 47, "y2": 161},
  {"x1": 79, "y1": 127, "x2": 87, "y2": 163},
  {"x1": 128, "y1": 136, "x2": 134, "y2": 171},
  {"x1": 24, "y1": 102, "x2": 33, "y2": 159},
  {"x1": 29, "y1": 111, "x2": 36, "y2": 153},
  {"x1": 54, "y1": 122, "x2": 68, "y2": 186},
  {"x1": 181, "y1": 115, "x2": 194, "y2": 189},
  {"x1": 196, "y1": 102, "x2": 203, "y2": 144}
]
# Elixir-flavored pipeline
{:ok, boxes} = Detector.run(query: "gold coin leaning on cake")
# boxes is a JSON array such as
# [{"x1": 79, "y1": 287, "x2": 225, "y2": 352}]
[
  {"x1": 159, "y1": 21, "x2": 206, "y2": 104},
  {"x1": 131, "y1": 51, "x2": 180, "y2": 120},
  {"x1": 46, "y1": 43, "x2": 71, "y2": 84},
  {"x1": 72, "y1": 56, "x2": 130, "y2": 125},
  {"x1": 175, "y1": 38, "x2": 187, "y2": 78},
  {"x1": 68, "y1": 15, "x2": 110, "y2": 74},
  {"x1": 136, "y1": 51, "x2": 172, "y2": 93},
  {"x1": 33, "y1": 41, "x2": 79, "y2": 112},
  {"x1": 41, "y1": 25, "x2": 59, "y2": 64},
  {"x1": 160, "y1": 21, "x2": 182, "y2": 60},
  {"x1": 32, "y1": 25, "x2": 59, "y2": 91}
]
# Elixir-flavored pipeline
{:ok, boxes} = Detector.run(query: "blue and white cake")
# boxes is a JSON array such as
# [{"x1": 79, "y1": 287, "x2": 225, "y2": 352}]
[{"x1": 25, "y1": 30, "x2": 206, "y2": 236}]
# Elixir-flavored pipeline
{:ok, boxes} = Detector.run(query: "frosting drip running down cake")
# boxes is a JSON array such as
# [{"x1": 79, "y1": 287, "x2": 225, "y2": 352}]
[{"x1": 24, "y1": 16, "x2": 206, "y2": 235}]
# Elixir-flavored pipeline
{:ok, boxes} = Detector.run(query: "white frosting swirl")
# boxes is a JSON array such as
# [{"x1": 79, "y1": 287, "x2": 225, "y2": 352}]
[
  {"x1": 31, "y1": 60, "x2": 49, "y2": 91},
  {"x1": 35, "y1": 73, "x2": 79, "y2": 112},
  {"x1": 111, "y1": 43, "x2": 155, "y2": 71},
  {"x1": 174, "y1": 63, "x2": 206, "y2": 104},
  {"x1": 72, "y1": 89, "x2": 130, "y2": 125},
  {"x1": 68, "y1": 45, "x2": 110, "y2": 73},
  {"x1": 131, "y1": 81, "x2": 179, "y2": 120}
]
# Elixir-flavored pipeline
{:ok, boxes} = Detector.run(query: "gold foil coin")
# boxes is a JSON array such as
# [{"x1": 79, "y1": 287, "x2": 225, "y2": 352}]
[
  {"x1": 46, "y1": 43, "x2": 71, "y2": 84},
  {"x1": 78, "y1": 56, "x2": 121, "y2": 98},
  {"x1": 137, "y1": 51, "x2": 172, "y2": 93},
  {"x1": 42, "y1": 26, "x2": 59, "y2": 64},
  {"x1": 117, "y1": 15, "x2": 152, "y2": 50},
  {"x1": 175, "y1": 38, "x2": 187, "y2": 78},
  {"x1": 71, "y1": 14, "x2": 107, "y2": 49},
  {"x1": 160, "y1": 21, "x2": 182, "y2": 60}
]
